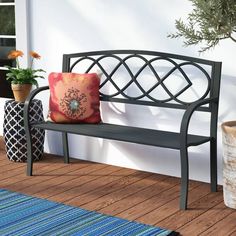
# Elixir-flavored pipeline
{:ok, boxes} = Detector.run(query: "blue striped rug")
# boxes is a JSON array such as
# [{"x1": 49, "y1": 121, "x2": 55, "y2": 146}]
[{"x1": 0, "y1": 189, "x2": 178, "y2": 236}]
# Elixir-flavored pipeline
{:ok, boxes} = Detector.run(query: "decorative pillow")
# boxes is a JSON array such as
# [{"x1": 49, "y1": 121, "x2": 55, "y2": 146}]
[{"x1": 48, "y1": 72, "x2": 101, "y2": 123}]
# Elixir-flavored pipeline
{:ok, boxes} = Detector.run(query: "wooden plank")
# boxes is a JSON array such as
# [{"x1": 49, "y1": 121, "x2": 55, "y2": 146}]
[
  {"x1": 44, "y1": 167, "x2": 133, "y2": 202},
  {"x1": 230, "y1": 230, "x2": 236, "y2": 236},
  {"x1": 178, "y1": 201, "x2": 234, "y2": 235},
  {"x1": 0, "y1": 151, "x2": 13, "y2": 165},
  {"x1": 0, "y1": 157, "x2": 79, "y2": 186},
  {"x1": 116, "y1": 179, "x2": 199, "y2": 221},
  {"x1": 135, "y1": 183, "x2": 210, "y2": 226},
  {"x1": 0, "y1": 136, "x2": 5, "y2": 150},
  {"x1": 99, "y1": 176, "x2": 176, "y2": 216},
  {"x1": 0, "y1": 162, "x2": 24, "y2": 172},
  {"x1": 35, "y1": 165, "x2": 123, "y2": 199},
  {"x1": 79, "y1": 174, "x2": 168, "y2": 211},
  {"x1": 0, "y1": 155, "x2": 64, "y2": 187},
  {"x1": 156, "y1": 186, "x2": 224, "y2": 230},
  {"x1": 65, "y1": 171, "x2": 152, "y2": 207},
  {"x1": 200, "y1": 211, "x2": 236, "y2": 236},
  {"x1": 0, "y1": 160, "x2": 21, "y2": 167},
  {"x1": 51, "y1": 168, "x2": 140, "y2": 203},
  {"x1": 6, "y1": 161, "x2": 104, "y2": 194}
]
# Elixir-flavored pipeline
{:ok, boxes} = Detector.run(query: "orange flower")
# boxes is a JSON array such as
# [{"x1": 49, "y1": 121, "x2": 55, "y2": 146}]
[
  {"x1": 30, "y1": 51, "x2": 41, "y2": 59},
  {"x1": 7, "y1": 50, "x2": 24, "y2": 59}
]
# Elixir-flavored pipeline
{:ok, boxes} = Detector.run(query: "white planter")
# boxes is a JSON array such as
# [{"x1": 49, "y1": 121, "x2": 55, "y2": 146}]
[{"x1": 221, "y1": 121, "x2": 236, "y2": 209}]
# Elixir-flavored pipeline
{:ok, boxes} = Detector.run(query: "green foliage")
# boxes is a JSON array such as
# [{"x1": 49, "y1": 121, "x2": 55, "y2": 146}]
[
  {"x1": 5, "y1": 67, "x2": 45, "y2": 87},
  {"x1": 169, "y1": 0, "x2": 236, "y2": 52}
]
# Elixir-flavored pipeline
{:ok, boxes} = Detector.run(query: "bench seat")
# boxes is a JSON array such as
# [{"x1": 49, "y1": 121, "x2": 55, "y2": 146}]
[{"x1": 33, "y1": 122, "x2": 211, "y2": 149}]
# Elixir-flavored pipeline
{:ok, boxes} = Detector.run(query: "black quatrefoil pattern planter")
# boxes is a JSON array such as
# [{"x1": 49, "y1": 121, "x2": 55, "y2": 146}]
[{"x1": 3, "y1": 99, "x2": 45, "y2": 162}]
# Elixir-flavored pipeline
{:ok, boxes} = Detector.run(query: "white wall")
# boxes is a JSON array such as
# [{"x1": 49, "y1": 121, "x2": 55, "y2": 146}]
[{"x1": 3, "y1": 0, "x2": 236, "y2": 184}]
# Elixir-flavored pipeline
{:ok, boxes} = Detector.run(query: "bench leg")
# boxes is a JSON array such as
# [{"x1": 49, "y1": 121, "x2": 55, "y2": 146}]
[
  {"x1": 62, "y1": 132, "x2": 70, "y2": 164},
  {"x1": 180, "y1": 147, "x2": 189, "y2": 210},
  {"x1": 26, "y1": 128, "x2": 33, "y2": 176},
  {"x1": 210, "y1": 138, "x2": 217, "y2": 192}
]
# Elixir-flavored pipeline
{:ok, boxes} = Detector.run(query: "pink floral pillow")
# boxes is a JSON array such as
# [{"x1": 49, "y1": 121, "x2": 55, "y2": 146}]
[{"x1": 48, "y1": 72, "x2": 101, "y2": 123}]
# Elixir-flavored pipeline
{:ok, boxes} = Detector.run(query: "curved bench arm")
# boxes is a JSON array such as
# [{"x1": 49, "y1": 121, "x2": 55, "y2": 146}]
[
  {"x1": 24, "y1": 86, "x2": 49, "y2": 128},
  {"x1": 180, "y1": 97, "x2": 218, "y2": 148},
  {"x1": 24, "y1": 86, "x2": 49, "y2": 176}
]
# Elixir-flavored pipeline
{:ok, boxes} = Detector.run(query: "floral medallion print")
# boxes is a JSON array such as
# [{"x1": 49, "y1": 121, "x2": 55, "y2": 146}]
[{"x1": 60, "y1": 87, "x2": 87, "y2": 119}]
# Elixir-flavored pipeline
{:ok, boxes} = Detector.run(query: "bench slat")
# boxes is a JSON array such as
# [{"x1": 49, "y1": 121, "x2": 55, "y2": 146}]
[{"x1": 32, "y1": 122, "x2": 211, "y2": 149}]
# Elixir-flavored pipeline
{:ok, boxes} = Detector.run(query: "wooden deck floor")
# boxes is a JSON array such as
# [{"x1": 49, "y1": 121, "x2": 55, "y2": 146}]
[{"x1": 0, "y1": 146, "x2": 235, "y2": 235}]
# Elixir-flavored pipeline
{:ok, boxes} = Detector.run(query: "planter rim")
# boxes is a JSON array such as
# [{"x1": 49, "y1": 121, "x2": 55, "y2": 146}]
[
  {"x1": 11, "y1": 83, "x2": 32, "y2": 86},
  {"x1": 11, "y1": 83, "x2": 32, "y2": 90},
  {"x1": 221, "y1": 121, "x2": 236, "y2": 134}
]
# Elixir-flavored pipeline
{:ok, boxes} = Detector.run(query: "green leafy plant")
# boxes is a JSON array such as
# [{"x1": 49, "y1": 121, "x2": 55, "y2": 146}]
[
  {"x1": 5, "y1": 50, "x2": 45, "y2": 87},
  {"x1": 168, "y1": 0, "x2": 236, "y2": 52}
]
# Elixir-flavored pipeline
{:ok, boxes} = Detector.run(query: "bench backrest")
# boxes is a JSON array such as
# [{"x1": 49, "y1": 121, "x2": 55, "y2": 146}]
[{"x1": 62, "y1": 50, "x2": 222, "y2": 113}]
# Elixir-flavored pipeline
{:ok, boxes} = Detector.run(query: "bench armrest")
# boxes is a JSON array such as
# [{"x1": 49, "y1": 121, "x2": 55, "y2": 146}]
[
  {"x1": 24, "y1": 86, "x2": 49, "y2": 127},
  {"x1": 180, "y1": 97, "x2": 218, "y2": 148}
]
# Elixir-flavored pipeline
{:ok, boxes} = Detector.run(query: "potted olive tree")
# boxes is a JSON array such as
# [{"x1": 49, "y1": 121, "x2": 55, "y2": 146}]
[
  {"x1": 169, "y1": 0, "x2": 236, "y2": 52},
  {"x1": 5, "y1": 50, "x2": 45, "y2": 102}
]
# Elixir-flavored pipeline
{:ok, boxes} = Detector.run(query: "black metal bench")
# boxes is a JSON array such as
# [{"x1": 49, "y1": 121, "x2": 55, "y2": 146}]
[{"x1": 24, "y1": 50, "x2": 222, "y2": 210}]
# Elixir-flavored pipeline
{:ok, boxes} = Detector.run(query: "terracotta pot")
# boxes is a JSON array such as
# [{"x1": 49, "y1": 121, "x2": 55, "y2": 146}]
[
  {"x1": 221, "y1": 121, "x2": 236, "y2": 209},
  {"x1": 11, "y1": 84, "x2": 32, "y2": 103}
]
